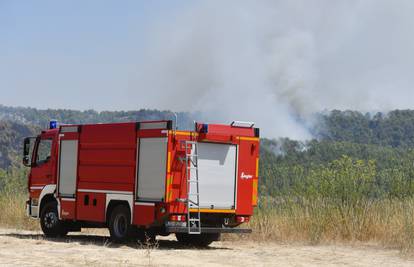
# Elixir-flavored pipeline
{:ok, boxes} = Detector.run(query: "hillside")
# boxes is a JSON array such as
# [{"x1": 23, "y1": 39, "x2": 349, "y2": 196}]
[
  {"x1": 2, "y1": 105, "x2": 414, "y2": 198},
  {"x1": 0, "y1": 105, "x2": 194, "y2": 169},
  {"x1": 0, "y1": 105, "x2": 194, "y2": 130},
  {"x1": 0, "y1": 121, "x2": 39, "y2": 169},
  {"x1": 313, "y1": 109, "x2": 414, "y2": 147}
]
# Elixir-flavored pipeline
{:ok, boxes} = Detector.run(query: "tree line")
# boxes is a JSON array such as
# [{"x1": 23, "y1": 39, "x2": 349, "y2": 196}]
[{"x1": 2, "y1": 106, "x2": 414, "y2": 201}]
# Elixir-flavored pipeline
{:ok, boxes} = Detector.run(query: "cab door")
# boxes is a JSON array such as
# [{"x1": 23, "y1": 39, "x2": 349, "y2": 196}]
[{"x1": 30, "y1": 133, "x2": 56, "y2": 187}]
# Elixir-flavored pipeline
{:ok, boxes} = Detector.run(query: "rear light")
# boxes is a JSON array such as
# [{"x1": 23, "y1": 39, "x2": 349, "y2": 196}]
[
  {"x1": 169, "y1": 214, "x2": 187, "y2": 222},
  {"x1": 236, "y1": 216, "x2": 250, "y2": 223}
]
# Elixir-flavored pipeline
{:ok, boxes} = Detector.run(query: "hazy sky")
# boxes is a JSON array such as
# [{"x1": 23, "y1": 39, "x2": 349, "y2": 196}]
[
  {"x1": 0, "y1": 1, "x2": 189, "y2": 110},
  {"x1": 1, "y1": 1, "x2": 414, "y2": 137}
]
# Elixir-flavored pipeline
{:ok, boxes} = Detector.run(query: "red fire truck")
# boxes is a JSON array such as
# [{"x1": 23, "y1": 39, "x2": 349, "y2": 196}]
[{"x1": 23, "y1": 120, "x2": 260, "y2": 246}]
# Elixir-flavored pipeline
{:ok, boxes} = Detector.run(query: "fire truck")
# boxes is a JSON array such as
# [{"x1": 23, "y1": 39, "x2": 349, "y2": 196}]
[{"x1": 23, "y1": 120, "x2": 260, "y2": 246}]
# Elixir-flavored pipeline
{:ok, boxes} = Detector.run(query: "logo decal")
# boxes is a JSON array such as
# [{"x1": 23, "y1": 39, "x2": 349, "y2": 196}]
[{"x1": 241, "y1": 172, "x2": 253, "y2": 180}]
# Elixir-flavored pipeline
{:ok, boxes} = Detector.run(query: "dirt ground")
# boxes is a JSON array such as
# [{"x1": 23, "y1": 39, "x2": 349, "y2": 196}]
[{"x1": 0, "y1": 228, "x2": 413, "y2": 267}]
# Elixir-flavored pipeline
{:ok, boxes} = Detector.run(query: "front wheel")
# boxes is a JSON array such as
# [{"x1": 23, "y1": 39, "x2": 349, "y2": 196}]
[
  {"x1": 176, "y1": 233, "x2": 220, "y2": 247},
  {"x1": 40, "y1": 201, "x2": 68, "y2": 238}
]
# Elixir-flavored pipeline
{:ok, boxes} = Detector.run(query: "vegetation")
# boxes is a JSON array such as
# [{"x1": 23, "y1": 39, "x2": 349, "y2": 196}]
[
  {"x1": 313, "y1": 109, "x2": 414, "y2": 147},
  {"x1": 2, "y1": 106, "x2": 414, "y2": 251},
  {"x1": 250, "y1": 197, "x2": 414, "y2": 253},
  {"x1": 250, "y1": 155, "x2": 414, "y2": 252},
  {"x1": 260, "y1": 139, "x2": 414, "y2": 198},
  {"x1": 0, "y1": 121, "x2": 39, "y2": 169},
  {"x1": 0, "y1": 168, "x2": 37, "y2": 230},
  {"x1": 254, "y1": 120, "x2": 414, "y2": 251}
]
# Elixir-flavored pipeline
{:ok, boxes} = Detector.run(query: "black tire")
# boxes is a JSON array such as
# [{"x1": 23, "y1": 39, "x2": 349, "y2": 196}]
[
  {"x1": 108, "y1": 205, "x2": 131, "y2": 242},
  {"x1": 175, "y1": 233, "x2": 220, "y2": 247},
  {"x1": 40, "y1": 201, "x2": 68, "y2": 238}
]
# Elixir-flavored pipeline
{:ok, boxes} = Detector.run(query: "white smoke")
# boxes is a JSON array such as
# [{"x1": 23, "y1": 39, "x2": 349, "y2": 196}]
[{"x1": 130, "y1": 0, "x2": 414, "y2": 138}]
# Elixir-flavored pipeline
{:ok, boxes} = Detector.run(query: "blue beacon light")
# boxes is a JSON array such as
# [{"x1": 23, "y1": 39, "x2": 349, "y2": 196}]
[{"x1": 49, "y1": 120, "x2": 58, "y2": 129}]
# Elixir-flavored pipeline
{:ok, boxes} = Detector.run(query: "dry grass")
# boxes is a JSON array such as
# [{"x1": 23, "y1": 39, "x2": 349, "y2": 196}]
[
  {"x1": 0, "y1": 192, "x2": 38, "y2": 230},
  {"x1": 247, "y1": 197, "x2": 414, "y2": 253},
  {"x1": 2, "y1": 193, "x2": 414, "y2": 254}
]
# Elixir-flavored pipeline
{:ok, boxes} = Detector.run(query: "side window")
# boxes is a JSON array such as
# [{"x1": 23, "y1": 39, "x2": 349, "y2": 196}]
[{"x1": 36, "y1": 139, "x2": 53, "y2": 165}]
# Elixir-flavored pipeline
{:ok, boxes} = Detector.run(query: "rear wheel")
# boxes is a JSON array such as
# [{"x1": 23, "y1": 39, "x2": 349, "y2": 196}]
[
  {"x1": 40, "y1": 201, "x2": 68, "y2": 237},
  {"x1": 175, "y1": 233, "x2": 220, "y2": 247},
  {"x1": 108, "y1": 205, "x2": 131, "y2": 242}
]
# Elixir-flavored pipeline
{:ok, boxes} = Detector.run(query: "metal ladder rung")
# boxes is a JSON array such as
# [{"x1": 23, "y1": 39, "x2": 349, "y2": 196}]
[{"x1": 185, "y1": 139, "x2": 201, "y2": 235}]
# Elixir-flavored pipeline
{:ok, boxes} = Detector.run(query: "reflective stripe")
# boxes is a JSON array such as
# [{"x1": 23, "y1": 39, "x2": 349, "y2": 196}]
[
  {"x1": 30, "y1": 186, "x2": 44, "y2": 190},
  {"x1": 77, "y1": 189, "x2": 132, "y2": 195},
  {"x1": 189, "y1": 209, "x2": 236, "y2": 213},
  {"x1": 165, "y1": 175, "x2": 174, "y2": 202},
  {"x1": 167, "y1": 152, "x2": 171, "y2": 173},
  {"x1": 135, "y1": 202, "x2": 155, "y2": 206},
  {"x1": 252, "y1": 180, "x2": 258, "y2": 206},
  {"x1": 61, "y1": 198, "x2": 75, "y2": 202},
  {"x1": 237, "y1": 136, "x2": 260, "y2": 142},
  {"x1": 174, "y1": 131, "x2": 198, "y2": 137},
  {"x1": 167, "y1": 190, "x2": 173, "y2": 202}
]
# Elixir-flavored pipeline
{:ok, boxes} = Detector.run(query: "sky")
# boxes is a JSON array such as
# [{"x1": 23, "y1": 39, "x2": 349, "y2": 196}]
[
  {"x1": 0, "y1": 1, "x2": 189, "y2": 110},
  {"x1": 1, "y1": 1, "x2": 414, "y2": 138}
]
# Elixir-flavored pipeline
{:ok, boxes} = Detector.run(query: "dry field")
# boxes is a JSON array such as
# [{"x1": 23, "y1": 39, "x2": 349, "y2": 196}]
[
  {"x1": 2, "y1": 194, "x2": 414, "y2": 266},
  {"x1": 0, "y1": 228, "x2": 413, "y2": 267}
]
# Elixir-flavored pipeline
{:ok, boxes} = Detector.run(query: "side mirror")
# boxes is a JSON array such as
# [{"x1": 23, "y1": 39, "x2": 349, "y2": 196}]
[{"x1": 23, "y1": 137, "x2": 36, "y2": 167}]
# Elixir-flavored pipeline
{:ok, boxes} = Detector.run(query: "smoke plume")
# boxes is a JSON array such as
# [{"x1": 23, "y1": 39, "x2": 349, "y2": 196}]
[{"x1": 131, "y1": 0, "x2": 414, "y2": 138}]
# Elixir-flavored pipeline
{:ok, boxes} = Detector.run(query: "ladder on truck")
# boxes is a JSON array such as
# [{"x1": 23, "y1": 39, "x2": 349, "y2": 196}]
[{"x1": 185, "y1": 141, "x2": 201, "y2": 234}]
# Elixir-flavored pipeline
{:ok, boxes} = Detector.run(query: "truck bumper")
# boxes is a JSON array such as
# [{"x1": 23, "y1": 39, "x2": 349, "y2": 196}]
[
  {"x1": 26, "y1": 200, "x2": 39, "y2": 218},
  {"x1": 165, "y1": 227, "x2": 252, "y2": 234}
]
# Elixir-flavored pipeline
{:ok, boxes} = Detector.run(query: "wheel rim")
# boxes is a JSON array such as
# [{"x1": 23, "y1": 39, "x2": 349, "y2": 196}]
[
  {"x1": 114, "y1": 214, "x2": 127, "y2": 237},
  {"x1": 44, "y1": 211, "x2": 58, "y2": 229}
]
